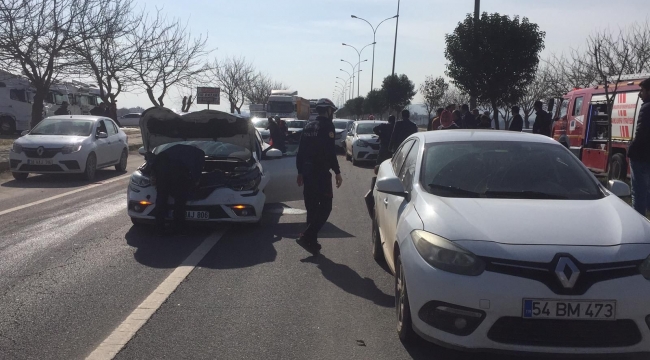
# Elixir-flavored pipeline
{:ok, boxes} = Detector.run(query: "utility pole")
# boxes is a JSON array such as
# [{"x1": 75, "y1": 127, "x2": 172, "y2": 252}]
[
  {"x1": 391, "y1": 0, "x2": 401, "y2": 76},
  {"x1": 470, "y1": 0, "x2": 480, "y2": 110}
]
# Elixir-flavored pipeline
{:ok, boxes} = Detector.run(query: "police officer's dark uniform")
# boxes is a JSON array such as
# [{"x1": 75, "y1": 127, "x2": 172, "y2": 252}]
[{"x1": 296, "y1": 98, "x2": 341, "y2": 255}]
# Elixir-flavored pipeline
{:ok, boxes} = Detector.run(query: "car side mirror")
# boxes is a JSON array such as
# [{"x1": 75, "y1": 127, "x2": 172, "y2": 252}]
[
  {"x1": 138, "y1": 147, "x2": 146, "y2": 156},
  {"x1": 263, "y1": 148, "x2": 283, "y2": 159},
  {"x1": 21, "y1": 130, "x2": 29, "y2": 136},
  {"x1": 96, "y1": 132, "x2": 108, "y2": 139},
  {"x1": 376, "y1": 175, "x2": 408, "y2": 198},
  {"x1": 608, "y1": 180, "x2": 631, "y2": 198}
]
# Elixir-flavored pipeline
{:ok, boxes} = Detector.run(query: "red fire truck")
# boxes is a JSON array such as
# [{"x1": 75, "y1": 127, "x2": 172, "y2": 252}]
[{"x1": 551, "y1": 73, "x2": 649, "y2": 180}]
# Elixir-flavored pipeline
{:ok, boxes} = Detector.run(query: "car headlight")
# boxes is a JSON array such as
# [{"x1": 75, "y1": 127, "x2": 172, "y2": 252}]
[
  {"x1": 61, "y1": 143, "x2": 83, "y2": 154},
  {"x1": 639, "y1": 255, "x2": 650, "y2": 280},
  {"x1": 230, "y1": 176, "x2": 261, "y2": 192},
  {"x1": 357, "y1": 140, "x2": 369, "y2": 147},
  {"x1": 11, "y1": 143, "x2": 22, "y2": 154},
  {"x1": 410, "y1": 230, "x2": 485, "y2": 276},
  {"x1": 130, "y1": 171, "x2": 152, "y2": 188}
]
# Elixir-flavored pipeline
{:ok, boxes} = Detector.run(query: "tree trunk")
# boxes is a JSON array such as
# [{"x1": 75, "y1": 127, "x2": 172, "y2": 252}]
[
  {"x1": 524, "y1": 113, "x2": 530, "y2": 129},
  {"x1": 492, "y1": 102, "x2": 500, "y2": 130},
  {"x1": 146, "y1": 88, "x2": 160, "y2": 107},
  {"x1": 31, "y1": 90, "x2": 46, "y2": 129}
]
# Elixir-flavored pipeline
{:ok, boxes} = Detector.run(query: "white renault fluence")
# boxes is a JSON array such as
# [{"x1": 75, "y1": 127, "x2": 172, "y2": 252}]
[{"x1": 372, "y1": 130, "x2": 650, "y2": 356}]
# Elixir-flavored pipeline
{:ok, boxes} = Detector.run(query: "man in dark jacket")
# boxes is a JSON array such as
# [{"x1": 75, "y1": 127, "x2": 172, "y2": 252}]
[
  {"x1": 296, "y1": 98, "x2": 343, "y2": 255},
  {"x1": 389, "y1": 109, "x2": 419, "y2": 154},
  {"x1": 151, "y1": 144, "x2": 205, "y2": 234},
  {"x1": 533, "y1": 101, "x2": 552, "y2": 137},
  {"x1": 509, "y1": 106, "x2": 524, "y2": 132},
  {"x1": 54, "y1": 102, "x2": 70, "y2": 115},
  {"x1": 374, "y1": 115, "x2": 396, "y2": 165},
  {"x1": 628, "y1": 78, "x2": 650, "y2": 216},
  {"x1": 90, "y1": 103, "x2": 107, "y2": 116},
  {"x1": 460, "y1": 104, "x2": 478, "y2": 129}
]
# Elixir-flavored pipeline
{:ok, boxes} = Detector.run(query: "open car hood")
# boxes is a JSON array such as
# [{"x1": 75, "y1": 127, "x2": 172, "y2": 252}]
[{"x1": 140, "y1": 107, "x2": 255, "y2": 154}]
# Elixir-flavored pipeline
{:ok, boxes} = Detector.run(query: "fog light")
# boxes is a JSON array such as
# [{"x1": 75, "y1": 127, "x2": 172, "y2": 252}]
[
  {"x1": 129, "y1": 200, "x2": 152, "y2": 213},
  {"x1": 418, "y1": 301, "x2": 485, "y2": 336},
  {"x1": 229, "y1": 205, "x2": 256, "y2": 217}
]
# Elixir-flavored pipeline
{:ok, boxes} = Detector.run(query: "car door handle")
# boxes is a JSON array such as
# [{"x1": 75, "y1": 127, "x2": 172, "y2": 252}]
[{"x1": 383, "y1": 198, "x2": 388, "y2": 206}]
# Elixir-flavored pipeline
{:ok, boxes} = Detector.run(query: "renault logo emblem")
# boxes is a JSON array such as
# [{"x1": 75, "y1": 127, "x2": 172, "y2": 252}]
[
  {"x1": 36, "y1": 146, "x2": 44, "y2": 157},
  {"x1": 555, "y1": 257, "x2": 580, "y2": 289}
]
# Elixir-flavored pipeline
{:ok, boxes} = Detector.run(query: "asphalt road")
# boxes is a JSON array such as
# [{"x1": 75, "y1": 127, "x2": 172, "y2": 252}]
[{"x1": 0, "y1": 152, "x2": 640, "y2": 360}]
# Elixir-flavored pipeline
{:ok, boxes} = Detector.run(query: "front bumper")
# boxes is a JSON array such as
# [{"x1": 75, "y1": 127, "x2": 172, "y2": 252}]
[
  {"x1": 10, "y1": 150, "x2": 87, "y2": 174},
  {"x1": 127, "y1": 184, "x2": 265, "y2": 224},
  {"x1": 400, "y1": 239, "x2": 650, "y2": 355},
  {"x1": 352, "y1": 144, "x2": 380, "y2": 162}
]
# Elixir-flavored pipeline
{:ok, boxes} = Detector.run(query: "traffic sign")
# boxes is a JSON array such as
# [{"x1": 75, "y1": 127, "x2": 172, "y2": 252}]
[{"x1": 196, "y1": 87, "x2": 220, "y2": 105}]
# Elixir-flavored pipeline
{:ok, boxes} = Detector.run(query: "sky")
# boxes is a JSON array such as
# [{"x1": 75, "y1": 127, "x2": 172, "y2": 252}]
[{"x1": 118, "y1": 0, "x2": 650, "y2": 112}]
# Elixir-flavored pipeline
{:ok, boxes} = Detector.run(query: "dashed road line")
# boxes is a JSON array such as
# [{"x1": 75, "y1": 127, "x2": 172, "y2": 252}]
[{"x1": 86, "y1": 228, "x2": 227, "y2": 360}]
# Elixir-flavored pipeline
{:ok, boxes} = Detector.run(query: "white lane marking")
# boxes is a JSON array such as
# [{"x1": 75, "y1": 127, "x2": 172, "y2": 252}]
[
  {"x1": 0, "y1": 174, "x2": 131, "y2": 217},
  {"x1": 86, "y1": 228, "x2": 228, "y2": 360}
]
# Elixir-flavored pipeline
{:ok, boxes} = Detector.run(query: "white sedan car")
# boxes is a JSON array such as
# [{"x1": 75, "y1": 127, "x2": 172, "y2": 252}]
[
  {"x1": 127, "y1": 108, "x2": 289, "y2": 226},
  {"x1": 10, "y1": 115, "x2": 128, "y2": 181},
  {"x1": 372, "y1": 130, "x2": 650, "y2": 355},
  {"x1": 345, "y1": 120, "x2": 385, "y2": 165},
  {"x1": 333, "y1": 119, "x2": 354, "y2": 150}
]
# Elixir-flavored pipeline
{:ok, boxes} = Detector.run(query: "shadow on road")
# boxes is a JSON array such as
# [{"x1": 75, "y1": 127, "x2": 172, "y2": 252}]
[
  {"x1": 1, "y1": 169, "x2": 127, "y2": 189},
  {"x1": 301, "y1": 254, "x2": 394, "y2": 307}
]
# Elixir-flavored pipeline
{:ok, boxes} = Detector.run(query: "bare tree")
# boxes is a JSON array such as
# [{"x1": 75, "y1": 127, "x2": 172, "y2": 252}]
[
  {"x1": 520, "y1": 68, "x2": 553, "y2": 128},
  {"x1": 245, "y1": 73, "x2": 286, "y2": 105},
  {"x1": 0, "y1": 0, "x2": 103, "y2": 127},
  {"x1": 131, "y1": 12, "x2": 210, "y2": 107},
  {"x1": 419, "y1": 76, "x2": 448, "y2": 121},
  {"x1": 440, "y1": 86, "x2": 470, "y2": 108},
  {"x1": 211, "y1": 56, "x2": 258, "y2": 114},
  {"x1": 71, "y1": 0, "x2": 140, "y2": 107}
]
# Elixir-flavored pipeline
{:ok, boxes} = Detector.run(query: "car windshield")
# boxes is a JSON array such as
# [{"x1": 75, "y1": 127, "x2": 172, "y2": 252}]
[
  {"x1": 333, "y1": 122, "x2": 349, "y2": 130},
  {"x1": 421, "y1": 141, "x2": 604, "y2": 200},
  {"x1": 252, "y1": 119, "x2": 268, "y2": 129},
  {"x1": 286, "y1": 121, "x2": 306, "y2": 129},
  {"x1": 268, "y1": 101, "x2": 294, "y2": 113},
  {"x1": 154, "y1": 141, "x2": 252, "y2": 160},
  {"x1": 356, "y1": 124, "x2": 376, "y2": 134},
  {"x1": 30, "y1": 119, "x2": 94, "y2": 136}
]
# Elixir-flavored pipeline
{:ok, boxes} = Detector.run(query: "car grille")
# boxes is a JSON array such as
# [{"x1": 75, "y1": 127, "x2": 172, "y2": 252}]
[
  {"x1": 481, "y1": 254, "x2": 643, "y2": 295},
  {"x1": 487, "y1": 317, "x2": 642, "y2": 348},
  {"x1": 19, "y1": 164, "x2": 64, "y2": 172},
  {"x1": 10, "y1": 160, "x2": 20, "y2": 169},
  {"x1": 23, "y1": 147, "x2": 61, "y2": 158}
]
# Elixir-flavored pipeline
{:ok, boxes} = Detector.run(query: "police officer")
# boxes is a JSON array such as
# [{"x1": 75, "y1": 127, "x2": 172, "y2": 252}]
[{"x1": 296, "y1": 98, "x2": 343, "y2": 255}]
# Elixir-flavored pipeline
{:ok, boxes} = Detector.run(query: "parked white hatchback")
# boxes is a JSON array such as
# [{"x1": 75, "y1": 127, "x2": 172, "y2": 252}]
[
  {"x1": 127, "y1": 107, "x2": 287, "y2": 226},
  {"x1": 372, "y1": 130, "x2": 650, "y2": 355},
  {"x1": 10, "y1": 115, "x2": 128, "y2": 181},
  {"x1": 345, "y1": 120, "x2": 385, "y2": 165}
]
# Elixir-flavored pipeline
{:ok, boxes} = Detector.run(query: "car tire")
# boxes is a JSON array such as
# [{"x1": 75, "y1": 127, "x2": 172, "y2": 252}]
[
  {"x1": 83, "y1": 152, "x2": 97, "y2": 181},
  {"x1": 115, "y1": 149, "x2": 128, "y2": 172},
  {"x1": 396, "y1": 254, "x2": 417, "y2": 343},
  {"x1": 12, "y1": 172, "x2": 28, "y2": 181},
  {"x1": 609, "y1": 153, "x2": 627, "y2": 181},
  {"x1": 372, "y1": 213, "x2": 384, "y2": 263},
  {"x1": 0, "y1": 117, "x2": 16, "y2": 135}
]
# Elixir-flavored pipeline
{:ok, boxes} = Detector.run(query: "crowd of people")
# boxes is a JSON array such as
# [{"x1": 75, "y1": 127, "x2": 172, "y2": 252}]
[{"x1": 425, "y1": 101, "x2": 553, "y2": 136}]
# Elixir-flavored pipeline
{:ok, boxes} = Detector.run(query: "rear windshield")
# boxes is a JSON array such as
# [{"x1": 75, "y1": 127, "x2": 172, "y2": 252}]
[
  {"x1": 356, "y1": 124, "x2": 377, "y2": 134},
  {"x1": 421, "y1": 141, "x2": 604, "y2": 200},
  {"x1": 333, "y1": 122, "x2": 349, "y2": 130}
]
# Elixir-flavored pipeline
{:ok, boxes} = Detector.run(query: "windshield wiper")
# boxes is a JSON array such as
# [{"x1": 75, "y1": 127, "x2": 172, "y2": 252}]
[
  {"x1": 428, "y1": 184, "x2": 481, "y2": 198},
  {"x1": 483, "y1": 190, "x2": 568, "y2": 199}
]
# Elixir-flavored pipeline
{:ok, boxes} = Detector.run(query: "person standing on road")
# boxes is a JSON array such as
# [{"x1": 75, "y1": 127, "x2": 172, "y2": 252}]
[
  {"x1": 460, "y1": 104, "x2": 477, "y2": 129},
  {"x1": 533, "y1": 101, "x2": 552, "y2": 137},
  {"x1": 477, "y1": 114, "x2": 493, "y2": 129},
  {"x1": 628, "y1": 78, "x2": 650, "y2": 216},
  {"x1": 428, "y1": 108, "x2": 444, "y2": 131},
  {"x1": 296, "y1": 98, "x2": 343, "y2": 255},
  {"x1": 509, "y1": 106, "x2": 524, "y2": 132},
  {"x1": 472, "y1": 108, "x2": 480, "y2": 122},
  {"x1": 374, "y1": 115, "x2": 396, "y2": 165},
  {"x1": 54, "y1": 102, "x2": 70, "y2": 115},
  {"x1": 388, "y1": 109, "x2": 419, "y2": 154},
  {"x1": 90, "y1": 102, "x2": 107, "y2": 116},
  {"x1": 438, "y1": 110, "x2": 460, "y2": 130}
]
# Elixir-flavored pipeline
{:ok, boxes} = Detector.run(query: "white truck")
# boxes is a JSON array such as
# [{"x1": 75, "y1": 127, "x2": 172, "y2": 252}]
[
  {"x1": 0, "y1": 71, "x2": 103, "y2": 134},
  {"x1": 267, "y1": 90, "x2": 310, "y2": 120}
]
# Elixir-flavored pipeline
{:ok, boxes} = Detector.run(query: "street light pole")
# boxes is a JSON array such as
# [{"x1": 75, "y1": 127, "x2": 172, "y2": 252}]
[
  {"x1": 351, "y1": 15, "x2": 398, "y2": 91},
  {"x1": 391, "y1": 0, "x2": 401, "y2": 76},
  {"x1": 341, "y1": 59, "x2": 356, "y2": 99},
  {"x1": 343, "y1": 42, "x2": 375, "y2": 98}
]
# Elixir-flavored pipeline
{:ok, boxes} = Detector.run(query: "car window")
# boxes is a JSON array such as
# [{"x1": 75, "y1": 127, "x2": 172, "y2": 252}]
[
  {"x1": 573, "y1": 97, "x2": 584, "y2": 116},
  {"x1": 392, "y1": 139, "x2": 415, "y2": 175},
  {"x1": 420, "y1": 141, "x2": 603, "y2": 200},
  {"x1": 105, "y1": 120, "x2": 117, "y2": 136},
  {"x1": 399, "y1": 139, "x2": 419, "y2": 192},
  {"x1": 356, "y1": 124, "x2": 377, "y2": 134},
  {"x1": 97, "y1": 120, "x2": 108, "y2": 135},
  {"x1": 559, "y1": 98, "x2": 569, "y2": 118}
]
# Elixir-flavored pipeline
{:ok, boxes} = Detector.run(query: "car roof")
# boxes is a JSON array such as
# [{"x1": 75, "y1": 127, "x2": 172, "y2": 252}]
[
  {"x1": 333, "y1": 119, "x2": 354, "y2": 122},
  {"x1": 418, "y1": 129, "x2": 560, "y2": 145},
  {"x1": 355, "y1": 120, "x2": 387, "y2": 125},
  {"x1": 44, "y1": 115, "x2": 106, "y2": 122}
]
